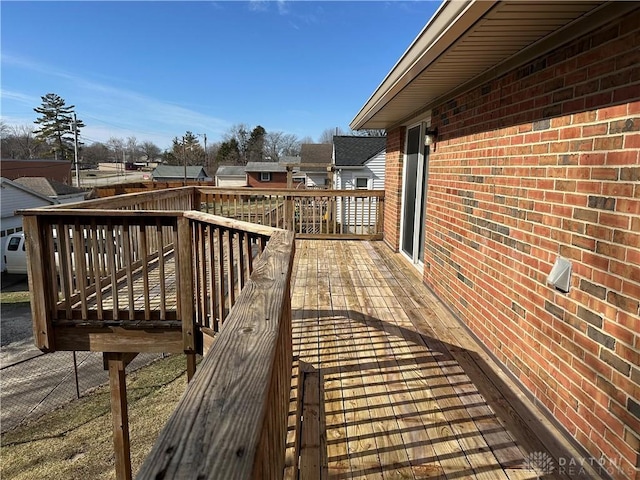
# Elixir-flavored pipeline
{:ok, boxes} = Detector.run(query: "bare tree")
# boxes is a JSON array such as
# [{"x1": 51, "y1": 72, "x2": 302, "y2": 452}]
[
  {"x1": 106, "y1": 137, "x2": 125, "y2": 163},
  {"x1": 317, "y1": 127, "x2": 346, "y2": 144},
  {"x1": 125, "y1": 136, "x2": 140, "y2": 162},
  {"x1": 265, "y1": 131, "x2": 300, "y2": 161},
  {"x1": 81, "y1": 142, "x2": 111, "y2": 166},
  {"x1": 140, "y1": 141, "x2": 161, "y2": 162},
  {"x1": 3, "y1": 125, "x2": 43, "y2": 159},
  {"x1": 353, "y1": 129, "x2": 386, "y2": 137}
]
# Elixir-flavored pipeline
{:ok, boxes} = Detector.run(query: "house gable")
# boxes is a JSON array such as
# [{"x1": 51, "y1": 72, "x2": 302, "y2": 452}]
[{"x1": 333, "y1": 136, "x2": 386, "y2": 167}]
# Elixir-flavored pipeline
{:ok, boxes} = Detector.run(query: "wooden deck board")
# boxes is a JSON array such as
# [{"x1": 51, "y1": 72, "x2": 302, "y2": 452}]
[{"x1": 288, "y1": 240, "x2": 585, "y2": 480}]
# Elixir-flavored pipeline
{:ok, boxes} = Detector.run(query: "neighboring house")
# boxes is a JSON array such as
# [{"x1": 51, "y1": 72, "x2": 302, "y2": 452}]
[
  {"x1": 13, "y1": 177, "x2": 88, "y2": 204},
  {"x1": 245, "y1": 162, "x2": 288, "y2": 188},
  {"x1": 351, "y1": 2, "x2": 640, "y2": 478},
  {"x1": 333, "y1": 135, "x2": 386, "y2": 190},
  {"x1": 0, "y1": 177, "x2": 55, "y2": 271},
  {"x1": 299, "y1": 144, "x2": 333, "y2": 188},
  {"x1": 333, "y1": 135, "x2": 386, "y2": 233},
  {"x1": 215, "y1": 166, "x2": 247, "y2": 187},
  {"x1": 280, "y1": 156, "x2": 307, "y2": 188},
  {"x1": 0, "y1": 159, "x2": 72, "y2": 184},
  {"x1": 151, "y1": 165, "x2": 210, "y2": 182}
]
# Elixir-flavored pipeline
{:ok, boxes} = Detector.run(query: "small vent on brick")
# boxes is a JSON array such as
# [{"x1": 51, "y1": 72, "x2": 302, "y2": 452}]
[{"x1": 548, "y1": 257, "x2": 572, "y2": 293}]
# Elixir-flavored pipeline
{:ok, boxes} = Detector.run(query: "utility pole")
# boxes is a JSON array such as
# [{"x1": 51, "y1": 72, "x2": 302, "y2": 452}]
[
  {"x1": 183, "y1": 136, "x2": 187, "y2": 186},
  {"x1": 72, "y1": 113, "x2": 80, "y2": 188},
  {"x1": 197, "y1": 133, "x2": 207, "y2": 167},
  {"x1": 203, "y1": 133, "x2": 207, "y2": 166}
]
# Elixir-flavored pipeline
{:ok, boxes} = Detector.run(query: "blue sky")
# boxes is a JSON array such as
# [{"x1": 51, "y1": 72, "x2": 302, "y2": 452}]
[{"x1": 1, "y1": 1, "x2": 439, "y2": 149}]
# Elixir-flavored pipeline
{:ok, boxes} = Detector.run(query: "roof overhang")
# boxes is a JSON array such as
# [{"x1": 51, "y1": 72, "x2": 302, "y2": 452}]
[{"x1": 351, "y1": 0, "x2": 629, "y2": 131}]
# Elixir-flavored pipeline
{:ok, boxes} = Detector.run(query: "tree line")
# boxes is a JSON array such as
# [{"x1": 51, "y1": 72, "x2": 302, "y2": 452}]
[{"x1": 1, "y1": 93, "x2": 384, "y2": 174}]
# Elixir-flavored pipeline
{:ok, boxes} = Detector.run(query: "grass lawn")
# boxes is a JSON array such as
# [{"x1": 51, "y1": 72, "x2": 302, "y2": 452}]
[
  {"x1": 1, "y1": 353, "x2": 190, "y2": 479},
  {"x1": 0, "y1": 291, "x2": 31, "y2": 304}
]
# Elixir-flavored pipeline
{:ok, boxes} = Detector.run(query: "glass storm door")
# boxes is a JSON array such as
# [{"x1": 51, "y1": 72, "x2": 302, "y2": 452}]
[{"x1": 401, "y1": 124, "x2": 429, "y2": 264}]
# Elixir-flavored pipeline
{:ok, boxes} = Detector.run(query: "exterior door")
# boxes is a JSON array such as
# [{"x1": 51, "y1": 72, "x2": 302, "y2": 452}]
[{"x1": 401, "y1": 124, "x2": 429, "y2": 265}]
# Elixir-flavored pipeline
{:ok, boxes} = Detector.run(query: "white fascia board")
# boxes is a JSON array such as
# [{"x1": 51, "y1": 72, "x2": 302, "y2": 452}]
[{"x1": 350, "y1": 0, "x2": 496, "y2": 130}]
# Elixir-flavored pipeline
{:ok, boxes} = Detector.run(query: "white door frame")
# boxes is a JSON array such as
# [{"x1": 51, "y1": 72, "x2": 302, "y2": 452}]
[{"x1": 399, "y1": 119, "x2": 431, "y2": 268}]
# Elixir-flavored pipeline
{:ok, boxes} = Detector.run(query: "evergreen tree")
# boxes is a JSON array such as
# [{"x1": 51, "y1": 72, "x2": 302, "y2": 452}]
[
  {"x1": 216, "y1": 138, "x2": 241, "y2": 165},
  {"x1": 167, "y1": 132, "x2": 205, "y2": 166},
  {"x1": 247, "y1": 125, "x2": 266, "y2": 162},
  {"x1": 33, "y1": 93, "x2": 84, "y2": 160}
]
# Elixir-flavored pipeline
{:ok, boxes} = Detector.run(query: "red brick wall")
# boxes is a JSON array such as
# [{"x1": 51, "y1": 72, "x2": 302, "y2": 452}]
[
  {"x1": 386, "y1": 10, "x2": 639, "y2": 479},
  {"x1": 1, "y1": 160, "x2": 72, "y2": 184},
  {"x1": 247, "y1": 172, "x2": 288, "y2": 189},
  {"x1": 383, "y1": 127, "x2": 405, "y2": 251}
]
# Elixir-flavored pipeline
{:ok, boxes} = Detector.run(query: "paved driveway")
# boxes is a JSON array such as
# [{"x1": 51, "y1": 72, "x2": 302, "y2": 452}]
[{"x1": 0, "y1": 273, "x2": 161, "y2": 432}]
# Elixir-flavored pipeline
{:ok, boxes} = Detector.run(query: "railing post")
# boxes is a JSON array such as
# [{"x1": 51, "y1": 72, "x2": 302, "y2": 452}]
[
  {"x1": 23, "y1": 215, "x2": 55, "y2": 352},
  {"x1": 193, "y1": 186, "x2": 201, "y2": 212},
  {"x1": 176, "y1": 216, "x2": 196, "y2": 380},
  {"x1": 284, "y1": 193, "x2": 294, "y2": 231},
  {"x1": 105, "y1": 352, "x2": 132, "y2": 480},
  {"x1": 378, "y1": 194, "x2": 385, "y2": 236}
]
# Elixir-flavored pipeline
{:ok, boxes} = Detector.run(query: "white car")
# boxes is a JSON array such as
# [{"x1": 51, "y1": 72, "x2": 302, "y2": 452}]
[{"x1": 4, "y1": 232, "x2": 27, "y2": 274}]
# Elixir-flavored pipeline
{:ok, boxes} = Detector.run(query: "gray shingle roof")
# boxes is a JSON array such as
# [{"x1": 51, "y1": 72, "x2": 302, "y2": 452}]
[
  {"x1": 300, "y1": 144, "x2": 332, "y2": 164},
  {"x1": 215, "y1": 166, "x2": 246, "y2": 176},
  {"x1": 244, "y1": 162, "x2": 287, "y2": 173},
  {"x1": 152, "y1": 165, "x2": 208, "y2": 179},
  {"x1": 13, "y1": 177, "x2": 86, "y2": 196},
  {"x1": 333, "y1": 136, "x2": 386, "y2": 167}
]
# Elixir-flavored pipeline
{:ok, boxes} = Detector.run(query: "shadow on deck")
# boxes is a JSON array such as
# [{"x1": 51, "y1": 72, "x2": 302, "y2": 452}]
[{"x1": 286, "y1": 240, "x2": 597, "y2": 480}]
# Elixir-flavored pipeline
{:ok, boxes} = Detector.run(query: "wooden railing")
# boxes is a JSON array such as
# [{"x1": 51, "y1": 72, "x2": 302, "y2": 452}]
[
  {"x1": 137, "y1": 229, "x2": 295, "y2": 479},
  {"x1": 197, "y1": 188, "x2": 385, "y2": 240},
  {"x1": 185, "y1": 212, "x2": 276, "y2": 341},
  {"x1": 23, "y1": 202, "x2": 277, "y2": 355},
  {"x1": 22, "y1": 185, "x2": 383, "y2": 479},
  {"x1": 24, "y1": 210, "x2": 187, "y2": 352},
  {"x1": 83, "y1": 185, "x2": 385, "y2": 239}
]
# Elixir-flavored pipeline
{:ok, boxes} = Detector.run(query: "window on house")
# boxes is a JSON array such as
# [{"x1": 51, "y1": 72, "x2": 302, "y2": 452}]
[
  {"x1": 261, "y1": 172, "x2": 271, "y2": 182},
  {"x1": 355, "y1": 177, "x2": 369, "y2": 189}
]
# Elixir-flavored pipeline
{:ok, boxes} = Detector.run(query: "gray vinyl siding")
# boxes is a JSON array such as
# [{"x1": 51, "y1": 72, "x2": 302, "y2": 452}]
[
  {"x1": 335, "y1": 150, "x2": 385, "y2": 232},
  {"x1": 1, "y1": 185, "x2": 53, "y2": 218}
]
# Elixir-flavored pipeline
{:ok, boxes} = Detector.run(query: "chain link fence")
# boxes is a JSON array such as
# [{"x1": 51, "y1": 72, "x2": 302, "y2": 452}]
[{"x1": 1, "y1": 349, "x2": 164, "y2": 433}]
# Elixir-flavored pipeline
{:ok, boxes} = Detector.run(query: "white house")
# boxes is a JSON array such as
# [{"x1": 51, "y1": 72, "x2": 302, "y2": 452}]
[
  {"x1": 333, "y1": 136, "x2": 386, "y2": 190},
  {"x1": 333, "y1": 136, "x2": 386, "y2": 234},
  {"x1": 0, "y1": 177, "x2": 55, "y2": 271},
  {"x1": 215, "y1": 166, "x2": 247, "y2": 187}
]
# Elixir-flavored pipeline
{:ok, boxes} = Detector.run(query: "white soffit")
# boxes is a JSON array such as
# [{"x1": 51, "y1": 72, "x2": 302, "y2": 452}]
[{"x1": 350, "y1": 0, "x2": 613, "y2": 130}]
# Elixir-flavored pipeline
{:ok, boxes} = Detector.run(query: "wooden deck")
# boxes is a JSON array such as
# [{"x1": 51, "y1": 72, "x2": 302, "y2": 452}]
[{"x1": 286, "y1": 240, "x2": 586, "y2": 480}]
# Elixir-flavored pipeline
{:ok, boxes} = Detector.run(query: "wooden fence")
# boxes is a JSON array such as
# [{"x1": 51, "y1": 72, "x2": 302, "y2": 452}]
[{"x1": 197, "y1": 187, "x2": 385, "y2": 239}]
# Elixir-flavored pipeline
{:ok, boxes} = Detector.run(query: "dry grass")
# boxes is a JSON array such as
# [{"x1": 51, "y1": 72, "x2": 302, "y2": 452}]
[
  {"x1": 0, "y1": 353, "x2": 191, "y2": 479},
  {"x1": 0, "y1": 291, "x2": 31, "y2": 304}
]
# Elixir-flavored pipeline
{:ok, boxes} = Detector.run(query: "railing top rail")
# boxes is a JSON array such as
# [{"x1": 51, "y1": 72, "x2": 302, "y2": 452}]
[
  {"x1": 137, "y1": 229, "x2": 295, "y2": 478},
  {"x1": 41, "y1": 186, "x2": 195, "y2": 211},
  {"x1": 183, "y1": 211, "x2": 281, "y2": 237},
  {"x1": 18, "y1": 208, "x2": 188, "y2": 218},
  {"x1": 196, "y1": 187, "x2": 385, "y2": 198}
]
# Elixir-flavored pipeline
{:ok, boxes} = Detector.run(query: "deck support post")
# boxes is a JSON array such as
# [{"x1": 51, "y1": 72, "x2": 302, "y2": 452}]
[
  {"x1": 285, "y1": 194, "x2": 294, "y2": 231},
  {"x1": 186, "y1": 351, "x2": 197, "y2": 381},
  {"x1": 105, "y1": 352, "x2": 132, "y2": 480}
]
